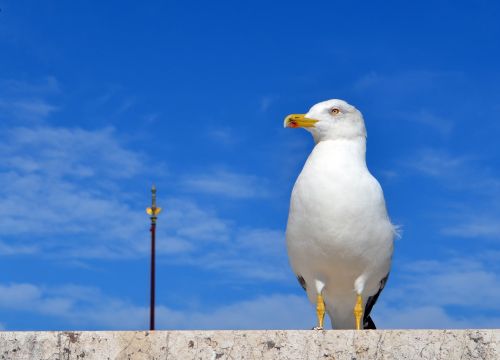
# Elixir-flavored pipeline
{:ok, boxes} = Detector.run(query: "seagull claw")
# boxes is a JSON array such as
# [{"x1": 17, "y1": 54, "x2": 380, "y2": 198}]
[{"x1": 312, "y1": 326, "x2": 324, "y2": 330}]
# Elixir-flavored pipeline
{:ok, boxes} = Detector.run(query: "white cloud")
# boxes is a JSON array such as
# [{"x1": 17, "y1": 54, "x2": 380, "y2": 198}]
[
  {"x1": 5, "y1": 254, "x2": 498, "y2": 330},
  {"x1": 158, "y1": 221, "x2": 288, "y2": 281},
  {"x1": 1, "y1": 126, "x2": 144, "y2": 179},
  {"x1": 235, "y1": 228, "x2": 285, "y2": 259},
  {"x1": 206, "y1": 128, "x2": 239, "y2": 146},
  {"x1": 374, "y1": 256, "x2": 500, "y2": 328},
  {"x1": 143, "y1": 113, "x2": 159, "y2": 124},
  {"x1": 396, "y1": 258, "x2": 500, "y2": 309},
  {"x1": 165, "y1": 294, "x2": 311, "y2": 330},
  {"x1": 351, "y1": 71, "x2": 465, "y2": 138},
  {"x1": 163, "y1": 199, "x2": 231, "y2": 243},
  {"x1": 375, "y1": 304, "x2": 500, "y2": 329},
  {"x1": 0, "y1": 99, "x2": 58, "y2": 122},
  {"x1": 182, "y1": 169, "x2": 270, "y2": 199},
  {"x1": 409, "y1": 148, "x2": 500, "y2": 197},
  {"x1": 0, "y1": 77, "x2": 60, "y2": 123},
  {"x1": 187, "y1": 255, "x2": 288, "y2": 282},
  {"x1": 14, "y1": 100, "x2": 56, "y2": 120},
  {"x1": 409, "y1": 149, "x2": 469, "y2": 178},
  {"x1": 0, "y1": 282, "x2": 145, "y2": 329},
  {"x1": 0, "y1": 126, "x2": 287, "y2": 284},
  {"x1": 354, "y1": 70, "x2": 464, "y2": 99},
  {"x1": 0, "y1": 125, "x2": 156, "y2": 259},
  {"x1": 0, "y1": 76, "x2": 60, "y2": 95},
  {"x1": 0, "y1": 77, "x2": 286, "y2": 282},
  {"x1": 441, "y1": 216, "x2": 500, "y2": 238},
  {"x1": 172, "y1": 225, "x2": 289, "y2": 281},
  {"x1": 260, "y1": 95, "x2": 278, "y2": 112},
  {"x1": 407, "y1": 148, "x2": 500, "y2": 241},
  {"x1": 406, "y1": 109, "x2": 454, "y2": 135},
  {"x1": 0, "y1": 124, "x2": 286, "y2": 280},
  {"x1": 0, "y1": 281, "x2": 312, "y2": 330},
  {"x1": 0, "y1": 241, "x2": 38, "y2": 255},
  {"x1": 3, "y1": 256, "x2": 497, "y2": 330}
]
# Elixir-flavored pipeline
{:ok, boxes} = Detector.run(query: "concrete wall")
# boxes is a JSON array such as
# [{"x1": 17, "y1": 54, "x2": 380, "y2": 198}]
[{"x1": 0, "y1": 330, "x2": 498, "y2": 360}]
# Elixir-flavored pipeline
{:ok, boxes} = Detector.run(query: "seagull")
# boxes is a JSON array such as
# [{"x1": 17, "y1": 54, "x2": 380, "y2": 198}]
[{"x1": 284, "y1": 99, "x2": 395, "y2": 330}]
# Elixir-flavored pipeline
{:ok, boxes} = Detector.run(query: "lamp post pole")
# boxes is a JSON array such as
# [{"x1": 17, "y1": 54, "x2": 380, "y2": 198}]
[{"x1": 146, "y1": 185, "x2": 161, "y2": 331}]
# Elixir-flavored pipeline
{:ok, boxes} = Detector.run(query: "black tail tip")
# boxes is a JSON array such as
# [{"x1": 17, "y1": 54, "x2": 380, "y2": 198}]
[{"x1": 363, "y1": 316, "x2": 377, "y2": 329}]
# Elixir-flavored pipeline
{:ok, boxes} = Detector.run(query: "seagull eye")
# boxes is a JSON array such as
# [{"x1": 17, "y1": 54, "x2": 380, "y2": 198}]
[{"x1": 330, "y1": 108, "x2": 340, "y2": 115}]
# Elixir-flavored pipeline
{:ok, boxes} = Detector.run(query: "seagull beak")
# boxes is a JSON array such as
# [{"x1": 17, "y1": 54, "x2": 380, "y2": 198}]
[{"x1": 284, "y1": 114, "x2": 318, "y2": 128}]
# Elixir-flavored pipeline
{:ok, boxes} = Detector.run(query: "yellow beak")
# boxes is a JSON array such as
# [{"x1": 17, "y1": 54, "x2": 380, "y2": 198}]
[{"x1": 284, "y1": 114, "x2": 318, "y2": 128}]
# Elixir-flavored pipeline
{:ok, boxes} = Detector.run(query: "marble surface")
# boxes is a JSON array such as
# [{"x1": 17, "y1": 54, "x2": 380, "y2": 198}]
[{"x1": 0, "y1": 330, "x2": 498, "y2": 359}]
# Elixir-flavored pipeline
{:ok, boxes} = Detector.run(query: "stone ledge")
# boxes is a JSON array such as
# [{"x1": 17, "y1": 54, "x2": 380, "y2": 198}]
[{"x1": 0, "y1": 330, "x2": 498, "y2": 360}]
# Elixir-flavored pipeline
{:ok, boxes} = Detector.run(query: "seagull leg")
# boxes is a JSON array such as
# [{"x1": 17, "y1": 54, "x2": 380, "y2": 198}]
[
  {"x1": 354, "y1": 294, "x2": 363, "y2": 330},
  {"x1": 314, "y1": 294, "x2": 325, "y2": 330}
]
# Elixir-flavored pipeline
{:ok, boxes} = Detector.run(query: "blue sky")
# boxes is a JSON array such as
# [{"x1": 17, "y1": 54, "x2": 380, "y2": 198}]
[{"x1": 0, "y1": 0, "x2": 499, "y2": 330}]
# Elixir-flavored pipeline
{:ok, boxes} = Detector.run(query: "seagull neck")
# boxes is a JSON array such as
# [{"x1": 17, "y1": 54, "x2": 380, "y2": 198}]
[{"x1": 316, "y1": 137, "x2": 367, "y2": 166}]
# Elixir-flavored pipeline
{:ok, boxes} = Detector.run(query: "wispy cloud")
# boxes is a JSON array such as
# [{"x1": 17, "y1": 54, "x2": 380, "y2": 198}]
[
  {"x1": 260, "y1": 95, "x2": 279, "y2": 113},
  {"x1": 0, "y1": 123, "x2": 286, "y2": 280},
  {"x1": 166, "y1": 293, "x2": 310, "y2": 330},
  {"x1": 1, "y1": 126, "x2": 144, "y2": 178},
  {"x1": 158, "y1": 211, "x2": 288, "y2": 281},
  {"x1": 206, "y1": 128, "x2": 239, "y2": 146},
  {"x1": 0, "y1": 129, "x2": 285, "y2": 281},
  {"x1": 410, "y1": 149, "x2": 500, "y2": 197},
  {"x1": 0, "y1": 99, "x2": 58, "y2": 122},
  {"x1": 182, "y1": 169, "x2": 270, "y2": 199},
  {"x1": 0, "y1": 77, "x2": 60, "y2": 123},
  {"x1": 0, "y1": 241, "x2": 38, "y2": 255},
  {"x1": 405, "y1": 109, "x2": 454, "y2": 136},
  {"x1": 143, "y1": 113, "x2": 160, "y2": 124},
  {"x1": 354, "y1": 70, "x2": 464, "y2": 99},
  {"x1": 407, "y1": 148, "x2": 500, "y2": 240},
  {"x1": 376, "y1": 304, "x2": 500, "y2": 329},
  {"x1": 352, "y1": 70, "x2": 464, "y2": 140},
  {"x1": 0, "y1": 77, "x2": 287, "y2": 290},
  {"x1": 0, "y1": 282, "x2": 147, "y2": 329},
  {"x1": 186, "y1": 228, "x2": 289, "y2": 282},
  {"x1": 165, "y1": 200, "x2": 230, "y2": 243},
  {"x1": 0, "y1": 76, "x2": 60, "y2": 95},
  {"x1": 409, "y1": 149, "x2": 470, "y2": 179},
  {"x1": 0, "y1": 125, "x2": 153, "y2": 259},
  {"x1": 441, "y1": 216, "x2": 500, "y2": 239},
  {"x1": 396, "y1": 257, "x2": 500, "y2": 309},
  {"x1": 0, "y1": 281, "x2": 311, "y2": 330},
  {"x1": 4, "y1": 254, "x2": 497, "y2": 330},
  {"x1": 235, "y1": 228, "x2": 285, "y2": 259},
  {"x1": 376, "y1": 255, "x2": 500, "y2": 328}
]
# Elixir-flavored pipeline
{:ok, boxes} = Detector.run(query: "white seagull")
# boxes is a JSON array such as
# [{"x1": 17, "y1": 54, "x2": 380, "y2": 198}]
[{"x1": 284, "y1": 99, "x2": 395, "y2": 330}]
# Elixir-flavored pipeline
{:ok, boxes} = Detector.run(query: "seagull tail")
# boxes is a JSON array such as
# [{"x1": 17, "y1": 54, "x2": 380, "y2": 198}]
[{"x1": 363, "y1": 315, "x2": 376, "y2": 329}]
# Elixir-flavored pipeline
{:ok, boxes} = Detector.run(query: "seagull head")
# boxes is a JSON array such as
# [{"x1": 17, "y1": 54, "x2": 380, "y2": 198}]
[{"x1": 284, "y1": 99, "x2": 366, "y2": 142}]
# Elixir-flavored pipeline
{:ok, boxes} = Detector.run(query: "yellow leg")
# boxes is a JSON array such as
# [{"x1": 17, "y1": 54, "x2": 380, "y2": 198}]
[
  {"x1": 316, "y1": 294, "x2": 325, "y2": 329},
  {"x1": 354, "y1": 294, "x2": 363, "y2": 330}
]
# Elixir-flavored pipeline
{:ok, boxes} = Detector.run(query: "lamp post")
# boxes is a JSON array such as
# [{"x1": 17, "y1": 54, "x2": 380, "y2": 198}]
[{"x1": 146, "y1": 185, "x2": 161, "y2": 331}]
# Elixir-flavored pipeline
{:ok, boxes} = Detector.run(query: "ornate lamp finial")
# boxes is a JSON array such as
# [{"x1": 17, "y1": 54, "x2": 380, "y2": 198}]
[{"x1": 146, "y1": 184, "x2": 162, "y2": 223}]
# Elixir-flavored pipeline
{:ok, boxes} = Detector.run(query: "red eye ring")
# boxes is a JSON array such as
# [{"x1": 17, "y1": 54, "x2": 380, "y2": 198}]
[{"x1": 330, "y1": 108, "x2": 340, "y2": 115}]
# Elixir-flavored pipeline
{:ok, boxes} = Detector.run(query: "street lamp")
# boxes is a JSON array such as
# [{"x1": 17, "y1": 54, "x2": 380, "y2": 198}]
[{"x1": 146, "y1": 185, "x2": 161, "y2": 330}]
